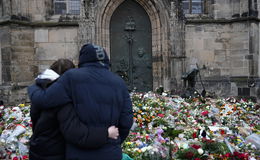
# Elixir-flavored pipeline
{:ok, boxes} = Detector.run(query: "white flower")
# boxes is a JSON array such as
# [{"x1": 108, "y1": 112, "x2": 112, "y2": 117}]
[
  {"x1": 162, "y1": 92, "x2": 167, "y2": 96},
  {"x1": 198, "y1": 148, "x2": 204, "y2": 155},
  {"x1": 141, "y1": 147, "x2": 147, "y2": 152},
  {"x1": 181, "y1": 143, "x2": 189, "y2": 149},
  {"x1": 178, "y1": 134, "x2": 185, "y2": 139}
]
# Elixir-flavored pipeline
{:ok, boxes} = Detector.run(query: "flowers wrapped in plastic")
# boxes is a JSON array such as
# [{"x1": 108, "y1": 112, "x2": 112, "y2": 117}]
[{"x1": 0, "y1": 104, "x2": 31, "y2": 160}]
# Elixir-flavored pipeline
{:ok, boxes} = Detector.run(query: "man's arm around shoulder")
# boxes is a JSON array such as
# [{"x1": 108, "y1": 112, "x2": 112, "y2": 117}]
[{"x1": 28, "y1": 73, "x2": 71, "y2": 109}]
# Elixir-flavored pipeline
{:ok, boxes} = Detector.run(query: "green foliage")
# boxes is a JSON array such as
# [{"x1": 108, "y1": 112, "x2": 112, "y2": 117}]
[
  {"x1": 164, "y1": 129, "x2": 184, "y2": 140},
  {"x1": 202, "y1": 140, "x2": 229, "y2": 155}
]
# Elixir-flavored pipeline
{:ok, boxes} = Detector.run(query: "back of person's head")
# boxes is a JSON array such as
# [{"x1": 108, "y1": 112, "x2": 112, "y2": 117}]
[
  {"x1": 78, "y1": 44, "x2": 109, "y2": 67},
  {"x1": 50, "y1": 59, "x2": 75, "y2": 75}
]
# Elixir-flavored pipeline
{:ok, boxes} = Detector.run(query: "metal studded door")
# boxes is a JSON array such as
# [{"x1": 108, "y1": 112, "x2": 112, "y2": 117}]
[{"x1": 110, "y1": 0, "x2": 152, "y2": 92}]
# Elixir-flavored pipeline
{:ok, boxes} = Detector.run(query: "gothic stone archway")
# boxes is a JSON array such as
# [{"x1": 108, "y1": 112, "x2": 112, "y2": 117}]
[
  {"x1": 95, "y1": 0, "x2": 171, "y2": 91},
  {"x1": 110, "y1": 0, "x2": 152, "y2": 92}
]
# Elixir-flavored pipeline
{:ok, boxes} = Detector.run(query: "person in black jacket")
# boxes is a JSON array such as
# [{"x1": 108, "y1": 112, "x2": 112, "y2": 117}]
[
  {"x1": 29, "y1": 59, "x2": 119, "y2": 160},
  {"x1": 28, "y1": 44, "x2": 133, "y2": 160}
]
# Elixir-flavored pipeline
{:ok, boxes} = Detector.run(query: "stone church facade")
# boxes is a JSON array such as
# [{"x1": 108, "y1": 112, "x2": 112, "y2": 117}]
[{"x1": 0, "y1": 0, "x2": 259, "y2": 104}]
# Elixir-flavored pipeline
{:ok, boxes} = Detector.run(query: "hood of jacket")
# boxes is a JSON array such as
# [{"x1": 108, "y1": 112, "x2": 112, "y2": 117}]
[
  {"x1": 78, "y1": 44, "x2": 110, "y2": 67},
  {"x1": 36, "y1": 69, "x2": 60, "y2": 89},
  {"x1": 37, "y1": 69, "x2": 60, "y2": 81}
]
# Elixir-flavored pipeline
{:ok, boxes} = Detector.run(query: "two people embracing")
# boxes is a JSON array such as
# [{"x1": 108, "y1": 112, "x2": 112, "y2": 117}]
[{"x1": 28, "y1": 44, "x2": 133, "y2": 160}]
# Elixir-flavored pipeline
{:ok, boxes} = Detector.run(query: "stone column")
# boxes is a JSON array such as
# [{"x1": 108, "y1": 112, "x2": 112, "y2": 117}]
[
  {"x1": 78, "y1": 0, "x2": 97, "y2": 48},
  {"x1": 169, "y1": 0, "x2": 186, "y2": 94}
]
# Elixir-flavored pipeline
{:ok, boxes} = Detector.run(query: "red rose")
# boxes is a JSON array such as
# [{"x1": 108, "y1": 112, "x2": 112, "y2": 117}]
[
  {"x1": 220, "y1": 129, "x2": 225, "y2": 135},
  {"x1": 22, "y1": 155, "x2": 29, "y2": 159},
  {"x1": 194, "y1": 158, "x2": 201, "y2": 160},
  {"x1": 191, "y1": 144, "x2": 201, "y2": 149},
  {"x1": 224, "y1": 153, "x2": 231, "y2": 157},
  {"x1": 192, "y1": 132, "x2": 197, "y2": 139},
  {"x1": 201, "y1": 111, "x2": 209, "y2": 116}
]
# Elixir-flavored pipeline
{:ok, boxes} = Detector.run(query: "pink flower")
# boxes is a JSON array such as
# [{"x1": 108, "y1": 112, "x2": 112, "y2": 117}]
[{"x1": 157, "y1": 113, "x2": 164, "y2": 118}]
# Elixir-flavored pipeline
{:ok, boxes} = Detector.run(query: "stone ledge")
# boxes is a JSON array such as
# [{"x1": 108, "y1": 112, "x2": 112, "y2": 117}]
[
  {"x1": 0, "y1": 20, "x2": 79, "y2": 27},
  {"x1": 186, "y1": 17, "x2": 260, "y2": 24},
  {"x1": 230, "y1": 76, "x2": 259, "y2": 82}
]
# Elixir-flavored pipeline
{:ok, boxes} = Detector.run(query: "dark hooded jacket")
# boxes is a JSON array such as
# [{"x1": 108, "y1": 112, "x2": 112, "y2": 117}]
[
  {"x1": 29, "y1": 72, "x2": 109, "y2": 160},
  {"x1": 28, "y1": 44, "x2": 133, "y2": 160}
]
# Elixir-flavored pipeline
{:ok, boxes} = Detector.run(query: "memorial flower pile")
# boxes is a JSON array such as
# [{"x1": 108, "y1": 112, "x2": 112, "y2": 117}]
[
  {"x1": 123, "y1": 92, "x2": 260, "y2": 160},
  {"x1": 0, "y1": 92, "x2": 259, "y2": 160}
]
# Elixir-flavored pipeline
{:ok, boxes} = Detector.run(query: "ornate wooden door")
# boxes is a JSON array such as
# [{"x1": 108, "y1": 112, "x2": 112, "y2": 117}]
[{"x1": 110, "y1": 0, "x2": 152, "y2": 92}]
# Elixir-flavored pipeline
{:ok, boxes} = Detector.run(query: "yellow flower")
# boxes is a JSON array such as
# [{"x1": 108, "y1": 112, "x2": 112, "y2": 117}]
[
  {"x1": 126, "y1": 142, "x2": 133, "y2": 145},
  {"x1": 19, "y1": 104, "x2": 25, "y2": 107}
]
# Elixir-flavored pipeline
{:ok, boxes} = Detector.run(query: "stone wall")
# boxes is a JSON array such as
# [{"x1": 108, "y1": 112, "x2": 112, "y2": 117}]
[
  {"x1": 0, "y1": 0, "x2": 260, "y2": 104},
  {"x1": 185, "y1": 21, "x2": 254, "y2": 97},
  {"x1": 0, "y1": 0, "x2": 79, "y2": 105},
  {"x1": 0, "y1": 26, "x2": 79, "y2": 105},
  {"x1": 0, "y1": 26, "x2": 35, "y2": 105},
  {"x1": 34, "y1": 27, "x2": 79, "y2": 72}
]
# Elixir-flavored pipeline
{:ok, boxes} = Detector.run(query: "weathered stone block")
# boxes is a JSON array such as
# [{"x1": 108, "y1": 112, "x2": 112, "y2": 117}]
[
  {"x1": 64, "y1": 43, "x2": 78, "y2": 60},
  {"x1": 12, "y1": 30, "x2": 33, "y2": 42},
  {"x1": 231, "y1": 60, "x2": 245, "y2": 68},
  {"x1": 220, "y1": 69, "x2": 230, "y2": 76},
  {"x1": 214, "y1": 50, "x2": 227, "y2": 62},
  {"x1": 49, "y1": 28, "x2": 78, "y2": 43},
  {"x1": 1, "y1": 47, "x2": 11, "y2": 63},
  {"x1": 0, "y1": 27, "x2": 11, "y2": 47},
  {"x1": 231, "y1": 68, "x2": 249, "y2": 76},
  {"x1": 35, "y1": 43, "x2": 66, "y2": 61},
  {"x1": 35, "y1": 29, "x2": 49, "y2": 42},
  {"x1": 2, "y1": 65, "x2": 11, "y2": 82},
  {"x1": 230, "y1": 49, "x2": 249, "y2": 56},
  {"x1": 11, "y1": 65, "x2": 34, "y2": 82}
]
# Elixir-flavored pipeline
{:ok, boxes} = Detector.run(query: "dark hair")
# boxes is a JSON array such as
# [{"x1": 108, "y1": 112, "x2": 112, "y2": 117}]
[{"x1": 50, "y1": 59, "x2": 75, "y2": 75}]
